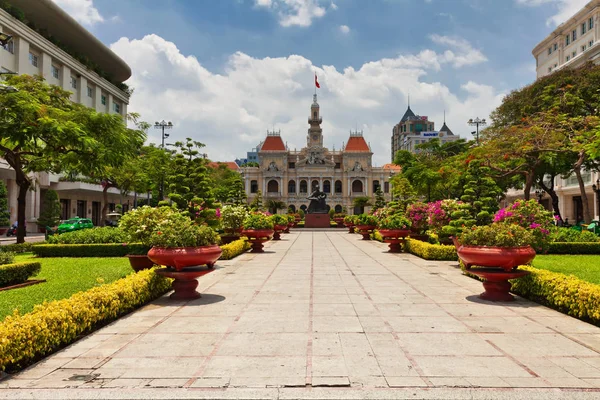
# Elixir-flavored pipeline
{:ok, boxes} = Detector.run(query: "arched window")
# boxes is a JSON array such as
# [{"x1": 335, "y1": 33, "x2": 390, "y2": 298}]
[
  {"x1": 323, "y1": 180, "x2": 331, "y2": 193},
  {"x1": 352, "y1": 180, "x2": 363, "y2": 193},
  {"x1": 335, "y1": 180, "x2": 342, "y2": 193},
  {"x1": 373, "y1": 180, "x2": 380, "y2": 193},
  {"x1": 288, "y1": 204, "x2": 296, "y2": 213},
  {"x1": 300, "y1": 204, "x2": 307, "y2": 212},
  {"x1": 250, "y1": 180, "x2": 258, "y2": 193},
  {"x1": 288, "y1": 180, "x2": 296, "y2": 193},
  {"x1": 334, "y1": 205, "x2": 342, "y2": 213},
  {"x1": 313, "y1": 111, "x2": 317, "y2": 119},
  {"x1": 311, "y1": 180, "x2": 319, "y2": 191},
  {"x1": 267, "y1": 180, "x2": 279, "y2": 193},
  {"x1": 299, "y1": 180, "x2": 308, "y2": 193}
]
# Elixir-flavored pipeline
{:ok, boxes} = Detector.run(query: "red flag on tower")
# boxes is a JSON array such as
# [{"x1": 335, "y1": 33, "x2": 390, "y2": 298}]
[{"x1": 315, "y1": 73, "x2": 320, "y2": 89}]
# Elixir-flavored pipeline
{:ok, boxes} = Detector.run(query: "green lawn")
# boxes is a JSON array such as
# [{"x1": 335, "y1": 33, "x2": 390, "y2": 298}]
[
  {"x1": 533, "y1": 255, "x2": 600, "y2": 284},
  {"x1": 0, "y1": 254, "x2": 132, "y2": 320}
]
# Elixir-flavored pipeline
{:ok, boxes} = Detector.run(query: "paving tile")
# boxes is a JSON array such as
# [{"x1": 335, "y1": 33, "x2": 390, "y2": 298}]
[
  {"x1": 216, "y1": 333, "x2": 307, "y2": 356},
  {"x1": 203, "y1": 356, "x2": 306, "y2": 378},
  {"x1": 413, "y1": 355, "x2": 531, "y2": 378},
  {"x1": 311, "y1": 356, "x2": 348, "y2": 376},
  {"x1": 396, "y1": 333, "x2": 502, "y2": 356},
  {"x1": 387, "y1": 316, "x2": 471, "y2": 333},
  {"x1": 311, "y1": 376, "x2": 350, "y2": 387},
  {"x1": 385, "y1": 376, "x2": 428, "y2": 387},
  {"x1": 98, "y1": 357, "x2": 204, "y2": 379},
  {"x1": 147, "y1": 316, "x2": 236, "y2": 333},
  {"x1": 481, "y1": 333, "x2": 599, "y2": 357},
  {"x1": 312, "y1": 316, "x2": 363, "y2": 333}
]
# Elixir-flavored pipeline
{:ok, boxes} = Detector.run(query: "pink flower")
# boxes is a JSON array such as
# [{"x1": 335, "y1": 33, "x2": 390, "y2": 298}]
[{"x1": 216, "y1": 208, "x2": 221, "y2": 218}]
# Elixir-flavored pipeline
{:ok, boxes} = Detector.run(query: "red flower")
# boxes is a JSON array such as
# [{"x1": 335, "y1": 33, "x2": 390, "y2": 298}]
[{"x1": 157, "y1": 231, "x2": 162, "y2": 235}]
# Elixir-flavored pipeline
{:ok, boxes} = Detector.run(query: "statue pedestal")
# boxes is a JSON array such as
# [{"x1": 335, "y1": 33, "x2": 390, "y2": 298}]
[{"x1": 305, "y1": 214, "x2": 330, "y2": 228}]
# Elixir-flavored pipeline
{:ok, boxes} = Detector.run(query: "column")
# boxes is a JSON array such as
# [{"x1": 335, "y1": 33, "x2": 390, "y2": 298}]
[
  {"x1": 94, "y1": 85, "x2": 103, "y2": 111},
  {"x1": 13, "y1": 36, "x2": 29, "y2": 72},
  {"x1": 40, "y1": 52, "x2": 52, "y2": 80},
  {"x1": 108, "y1": 94, "x2": 114, "y2": 114},
  {"x1": 60, "y1": 64, "x2": 71, "y2": 91},
  {"x1": 78, "y1": 76, "x2": 87, "y2": 106}
]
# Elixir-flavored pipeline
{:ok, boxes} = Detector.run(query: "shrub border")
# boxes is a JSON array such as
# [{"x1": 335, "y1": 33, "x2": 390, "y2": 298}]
[
  {"x1": 0, "y1": 243, "x2": 33, "y2": 253},
  {"x1": 219, "y1": 239, "x2": 251, "y2": 260},
  {"x1": 0, "y1": 262, "x2": 41, "y2": 287},
  {"x1": 547, "y1": 242, "x2": 600, "y2": 255},
  {"x1": 404, "y1": 238, "x2": 458, "y2": 261},
  {"x1": 0, "y1": 268, "x2": 171, "y2": 372}
]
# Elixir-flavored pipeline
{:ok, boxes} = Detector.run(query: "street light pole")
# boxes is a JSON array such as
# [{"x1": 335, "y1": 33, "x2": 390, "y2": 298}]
[
  {"x1": 467, "y1": 117, "x2": 487, "y2": 145},
  {"x1": 154, "y1": 120, "x2": 173, "y2": 201}
]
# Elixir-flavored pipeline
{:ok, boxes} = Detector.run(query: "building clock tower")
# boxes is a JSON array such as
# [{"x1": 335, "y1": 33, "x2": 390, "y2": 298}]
[{"x1": 307, "y1": 94, "x2": 323, "y2": 148}]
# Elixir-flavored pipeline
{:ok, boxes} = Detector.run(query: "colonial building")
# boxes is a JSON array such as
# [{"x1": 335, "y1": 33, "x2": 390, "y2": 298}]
[
  {"x1": 241, "y1": 95, "x2": 400, "y2": 214},
  {"x1": 390, "y1": 106, "x2": 460, "y2": 160},
  {"x1": 0, "y1": 0, "x2": 135, "y2": 231}
]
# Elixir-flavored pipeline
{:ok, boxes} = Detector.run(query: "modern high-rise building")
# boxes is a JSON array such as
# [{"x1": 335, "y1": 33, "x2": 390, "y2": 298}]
[
  {"x1": 390, "y1": 105, "x2": 459, "y2": 160},
  {"x1": 533, "y1": 0, "x2": 599, "y2": 78},
  {"x1": 0, "y1": 0, "x2": 135, "y2": 230}
]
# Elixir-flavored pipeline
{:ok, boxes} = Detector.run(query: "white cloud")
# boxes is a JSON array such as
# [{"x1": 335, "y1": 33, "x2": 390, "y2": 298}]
[
  {"x1": 515, "y1": 0, "x2": 590, "y2": 26},
  {"x1": 330, "y1": 2, "x2": 338, "y2": 10},
  {"x1": 429, "y1": 34, "x2": 488, "y2": 68},
  {"x1": 254, "y1": 0, "x2": 326, "y2": 27},
  {"x1": 51, "y1": 0, "x2": 104, "y2": 26},
  {"x1": 111, "y1": 34, "x2": 501, "y2": 166},
  {"x1": 339, "y1": 25, "x2": 350, "y2": 34}
]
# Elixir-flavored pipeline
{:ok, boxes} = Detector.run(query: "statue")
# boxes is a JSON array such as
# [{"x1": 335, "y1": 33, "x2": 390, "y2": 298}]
[
  {"x1": 307, "y1": 186, "x2": 328, "y2": 214},
  {"x1": 352, "y1": 161, "x2": 363, "y2": 172},
  {"x1": 267, "y1": 161, "x2": 278, "y2": 172}
]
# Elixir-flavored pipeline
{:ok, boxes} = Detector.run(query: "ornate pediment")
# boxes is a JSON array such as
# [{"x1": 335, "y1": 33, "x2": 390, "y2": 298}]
[{"x1": 297, "y1": 146, "x2": 335, "y2": 167}]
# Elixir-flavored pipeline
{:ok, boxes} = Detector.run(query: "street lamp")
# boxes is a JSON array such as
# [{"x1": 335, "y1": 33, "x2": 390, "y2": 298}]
[
  {"x1": 593, "y1": 178, "x2": 600, "y2": 219},
  {"x1": 154, "y1": 120, "x2": 173, "y2": 200},
  {"x1": 467, "y1": 117, "x2": 487, "y2": 145}
]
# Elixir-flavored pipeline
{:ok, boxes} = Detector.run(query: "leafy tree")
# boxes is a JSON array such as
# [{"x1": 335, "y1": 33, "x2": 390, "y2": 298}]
[
  {"x1": 0, "y1": 75, "x2": 145, "y2": 242},
  {"x1": 208, "y1": 163, "x2": 246, "y2": 205},
  {"x1": 228, "y1": 177, "x2": 247, "y2": 205},
  {"x1": 0, "y1": 180, "x2": 9, "y2": 227},
  {"x1": 352, "y1": 196, "x2": 371, "y2": 214},
  {"x1": 37, "y1": 190, "x2": 61, "y2": 228},
  {"x1": 241, "y1": 162, "x2": 259, "y2": 167},
  {"x1": 390, "y1": 175, "x2": 416, "y2": 212},
  {"x1": 266, "y1": 199, "x2": 286, "y2": 214},
  {"x1": 249, "y1": 189, "x2": 263, "y2": 211},
  {"x1": 373, "y1": 186, "x2": 386, "y2": 211}
]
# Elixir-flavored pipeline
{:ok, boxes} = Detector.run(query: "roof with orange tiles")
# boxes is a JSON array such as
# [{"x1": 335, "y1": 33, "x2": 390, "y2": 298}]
[
  {"x1": 382, "y1": 163, "x2": 402, "y2": 172},
  {"x1": 208, "y1": 161, "x2": 240, "y2": 171},
  {"x1": 344, "y1": 136, "x2": 371, "y2": 152},
  {"x1": 260, "y1": 135, "x2": 286, "y2": 151}
]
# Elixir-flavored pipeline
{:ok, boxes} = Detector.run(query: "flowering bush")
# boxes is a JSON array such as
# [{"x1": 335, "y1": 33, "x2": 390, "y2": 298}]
[
  {"x1": 344, "y1": 215, "x2": 359, "y2": 225},
  {"x1": 270, "y1": 214, "x2": 289, "y2": 226},
  {"x1": 333, "y1": 213, "x2": 346, "y2": 219},
  {"x1": 458, "y1": 223, "x2": 534, "y2": 248},
  {"x1": 428, "y1": 200, "x2": 460, "y2": 234},
  {"x1": 243, "y1": 212, "x2": 274, "y2": 230},
  {"x1": 119, "y1": 206, "x2": 179, "y2": 247},
  {"x1": 378, "y1": 214, "x2": 412, "y2": 230},
  {"x1": 548, "y1": 227, "x2": 600, "y2": 243},
  {"x1": 406, "y1": 202, "x2": 429, "y2": 234},
  {"x1": 357, "y1": 214, "x2": 378, "y2": 226},
  {"x1": 493, "y1": 199, "x2": 554, "y2": 253},
  {"x1": 220, "y1": 205, "x2": 248, "y2": 232}
]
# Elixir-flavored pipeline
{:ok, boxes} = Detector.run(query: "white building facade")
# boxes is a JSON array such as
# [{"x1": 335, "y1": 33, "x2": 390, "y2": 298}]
[{"x1": 0, "y1": 0, "x2": 135, "y2": 231}]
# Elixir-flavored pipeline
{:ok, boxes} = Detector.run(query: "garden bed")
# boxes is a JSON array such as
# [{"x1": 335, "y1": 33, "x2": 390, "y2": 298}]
[{"x1": 532, "y1": 255, "x2": 600, "y2": 284}]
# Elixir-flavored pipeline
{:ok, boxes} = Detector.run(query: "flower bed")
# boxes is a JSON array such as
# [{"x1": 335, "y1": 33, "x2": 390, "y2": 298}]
[
  {"x1": 219, "y1": 239, "x2": 251, "y2": 260},
  {"x1": 403, "y1": 238, "x2": 457, "y2": 261},
  {"x1": 0, "y1": 268, "x2": 171, "y2": 372},
  {"x1": 0, "y1": 262, "x2": 41, "y2": 287}
]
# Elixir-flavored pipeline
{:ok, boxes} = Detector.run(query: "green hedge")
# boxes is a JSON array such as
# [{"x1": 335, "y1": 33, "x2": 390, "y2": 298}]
[
  {"x1": 0, "y1": 243, "x2": 33, "y2": 254},
  {"x1": 404, "y1": 238, "x2": 457, "y2": 261},
  {"x1": 32, "y1": 243, "x2": 150, "y2": 257},
  {"x1": 46, "y1": 227, "x2": 130, "y2": 244},
  {"x1": 547, "y1": 242, "x2": 600, "y2": 254},
  {"x1": 0, "y1": 262, "x2": 41, "y2": 287},
  {"x1": 0, "y1": 268, "x2": 171, "y2": 372},
  {"x1": 219, "y1": 239, "x2": 250, "y2": 260}
]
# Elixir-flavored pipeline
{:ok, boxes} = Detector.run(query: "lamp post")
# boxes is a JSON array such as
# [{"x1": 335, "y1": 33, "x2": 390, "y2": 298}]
[
  {"x1": 154, "y1": 120, "x2": 173, "y2": 201},
  {"x1": 467, "y1": 117, "x2": 487, "y2": 145},
  {"x1": 593, "y1": 178, "x2": 600, "y2": 219}
]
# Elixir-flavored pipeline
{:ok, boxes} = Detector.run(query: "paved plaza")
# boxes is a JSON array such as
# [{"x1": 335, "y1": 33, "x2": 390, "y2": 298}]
[{"x1": 2, "y1": 231, "x2": 600, "y2": 399}]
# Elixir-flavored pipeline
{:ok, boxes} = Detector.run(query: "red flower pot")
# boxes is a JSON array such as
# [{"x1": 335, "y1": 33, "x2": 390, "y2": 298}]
[
  {"x1": 273, "y1": 224, "x2": 287, "y2": 240},
  {"x1": 378, "y1": 229, "x2": 411, "y2": 252},
  {"x1": 457, "y1": 245, "x2": 536, "y2": 272},
  {"x1": 126, "y1": 254, "x2": 155, "y2": 272},
  {"x1": 155, "y1": 267, "x2": 215, "y2": 300},
  {"x1": 241, "y1": 229, "x2": 274, "y2": 253},
  {"x1": 355, "y1": 224, "x2": 376, "y2": 240},
  {"x1": 333, "y1": 217, "x2": 345, "y2": 228},
  {"x1": 147, "y1": 245, "x2": 223, "y2": 271},
  {"x1": 344, "y1": 223, "x2": 355, "y2": 233}
]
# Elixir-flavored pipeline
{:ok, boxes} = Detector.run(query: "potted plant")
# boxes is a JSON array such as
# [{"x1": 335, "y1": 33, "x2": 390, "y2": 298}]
[
  {"x1": 355, "y1": 213, "x2": 378, "y2": 240},
  {"x1": 242, "y1": 212, "x2": 274, "y2": 253},
  {"x1": 343, "y1": 215, "x2": 358, "y2": 233},
  {"x1": 333, "y1": 213, "x2": 346, "y2": 228},
  {"x1": 0, "y1": 180, "x2": 10, "y2": 235},
  {"x1": 457, "y1": 223, "x2": 536, "y2": 271},
  {"x1": 377, "y1": 214, "x2": 412, "y2": 252},
  {"x1": 285, "y1": 214, "x2": 295, "y2": 232},
  {"x1": 270, "y1": 214, "x2": 289, "y2": 240},
  {"x1": 220, "y1": 205, "x2": 248, "y2": 244},
  {"x1": 124, "y1": 244, "x2": 154, "y2": 271}
]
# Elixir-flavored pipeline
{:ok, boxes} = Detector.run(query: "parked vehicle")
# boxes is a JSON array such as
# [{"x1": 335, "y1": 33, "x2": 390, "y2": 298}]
[
  {"x1": 6, "y1": 222, "x2": 26, "y2": 237},
  {"x1": 57, "y1": 217, "x2": 94, "y2": 234},
  {"x1": 105, "y1": 212, "x2": 122, "y2": 227}
]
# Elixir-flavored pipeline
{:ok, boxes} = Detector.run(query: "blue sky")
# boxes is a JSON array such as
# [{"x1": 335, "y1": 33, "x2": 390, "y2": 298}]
[{"x1": 53, "y1": 0, "x2": 588, "y2": 165}]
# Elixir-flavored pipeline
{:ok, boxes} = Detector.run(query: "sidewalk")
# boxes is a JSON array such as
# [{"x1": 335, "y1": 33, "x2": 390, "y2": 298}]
[
  {"x1": 1, "y1": 231, "x2": 600, "y2": 399},
  {"x1": 0, "y1": 233, "x2": 45, "y2": 245}
]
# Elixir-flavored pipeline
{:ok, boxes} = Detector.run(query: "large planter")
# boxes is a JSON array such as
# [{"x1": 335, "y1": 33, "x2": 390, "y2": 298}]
[
  {"x1": 155, "y1": 267, "x2": 215, "y2": 300},
  {"x1": 333, "y1": 217, "x2": 345, "y2": 228},
  {"x1": 242, "y1": 229, "x2": 274, "y2": 253},
  {"x1": 273, "y1": 224, "x2": 287, "y2": 241},
  {"x1": 147, "y1": 245, "x2": 223, "y2": 271},
  {"x1": 457, "y1": 245, "x2": 536, "y2": 272},
  {"x1": 468, "y1": 268, "x2": 531, "y2": 302},
  {"x1": 378, "y1": 229, "x2": 411, "y2": 253},
  {"x1": 126, "y1": 254, "x2": 155, "y2": 272},
  {"x1": 344, "y1": 223, "x2": 355, "y2": 234},
  {"x1": 355, "y1": 224, "x2": 376, "y2": 240}
]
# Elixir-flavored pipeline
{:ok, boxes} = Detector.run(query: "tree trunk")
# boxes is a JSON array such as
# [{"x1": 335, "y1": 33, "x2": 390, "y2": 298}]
[
  {"x1": 574, "y1": 166, "x2": 592, "y2": 223},
  {"x1": 523, "y1": 172, "x2": 535, "y2": 201},
  {"x1": 101, "y1": 186, "x2": 109, "y2": 227},
  {"x1": 16, "y1": 180, "x2": 29, "y2": 244},
  {"x1": 539, "y1": 177, "x2": 561, "y2": 222}
]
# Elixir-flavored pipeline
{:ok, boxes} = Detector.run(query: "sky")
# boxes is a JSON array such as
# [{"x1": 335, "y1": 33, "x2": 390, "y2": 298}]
[{"x1": 52, "y1": 0, "x2": 590, "y2": 166}]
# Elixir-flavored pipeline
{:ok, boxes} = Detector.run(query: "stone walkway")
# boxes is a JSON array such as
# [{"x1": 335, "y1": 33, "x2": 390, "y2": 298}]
[{"x1": 2, "y1": 231, "x2": 600, "y2": 399}]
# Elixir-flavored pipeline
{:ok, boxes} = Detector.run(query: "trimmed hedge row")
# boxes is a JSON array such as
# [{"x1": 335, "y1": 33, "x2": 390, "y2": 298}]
[
  {"x1": 0, "y1": 243, "x2": 33, "y2": 254},
  {"x1": 404, "y1": 238, "x2": 458, "y2": 261},
  {"x1": 510, "y1": 266, "x2": 600, "y2": 325},
  {"x1": 0, "y1": 268, "x2": 171, "y2": 372},
  {"x1": 32, "y1": 243, "x2": 150, "y2": 257},
  {"x1": 0, "y1": 262, "x2": 41, "y2": 287},
  {"x1": 547, "y1": 242, "x2": 600, "y2": 255},
  {"x1": 220, "y1": 239, "x2": 251, "y2": 260}
]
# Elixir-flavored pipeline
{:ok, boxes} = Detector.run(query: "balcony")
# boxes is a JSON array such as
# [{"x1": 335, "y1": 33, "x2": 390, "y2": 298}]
[
  {"x1": 265, "y1": 192, "x2": 282, "y2": 197},
  {"x1": 308, "y1": 116, "x2": 323, "y2": 124}
]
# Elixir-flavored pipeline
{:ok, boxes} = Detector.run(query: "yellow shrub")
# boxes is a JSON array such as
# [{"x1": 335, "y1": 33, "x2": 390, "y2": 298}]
[
  {"x1": 0, "y1": 268, "x2": 171, "y2": 372},
  {"x1": 219, "y1": 239, "x2": 251, "y2": 260},
  {"x1": 404, "y1": 238, "x2": 457, "y2": 261}
]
